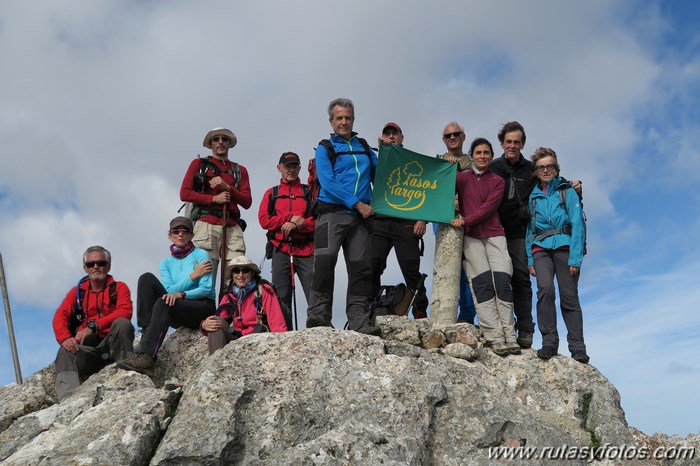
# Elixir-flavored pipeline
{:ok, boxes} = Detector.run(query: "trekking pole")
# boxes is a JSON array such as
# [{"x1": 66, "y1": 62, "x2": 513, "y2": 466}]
[
  {"x1": 218, "y1": 209, "x2": 229, "y2": 302},
  {"x1": 407, "y1": 273, "x2": 428, "y2": 317},
  {"x1": 0, "y1": 253, "x2": 23, "y2": 384},
  {"x1": 289, "y1": 238, "x2": 299, "y2": 331}
]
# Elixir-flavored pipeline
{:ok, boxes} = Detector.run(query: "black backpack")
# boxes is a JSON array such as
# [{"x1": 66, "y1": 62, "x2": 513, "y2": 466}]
[{"x1": 370, "y1": 284, "x2": 413, "y2": 319}]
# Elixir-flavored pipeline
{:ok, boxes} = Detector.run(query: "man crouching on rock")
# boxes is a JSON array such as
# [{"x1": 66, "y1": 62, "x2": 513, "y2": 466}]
[{"x1": 52, "y1": 245, "x2": 135, "y2": 401}]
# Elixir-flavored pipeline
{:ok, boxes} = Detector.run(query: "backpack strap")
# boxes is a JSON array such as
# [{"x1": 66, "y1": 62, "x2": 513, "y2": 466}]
[
  {"x1": 108, "y1": 282, "x2": 117, "y2": 307},
  {"x1": 319, "y1": 139, "x2": 337, "y2": 167},
  {"x1": 530, "y1": 187, "x2": 573, "y2": 243},
  {"x1": 72, "y1": 276, "x2": 90, "y2": 321},
  {"x1": 200, "y1": 156, "x2": 241, "y2": 190},
  {"x1": 318, "y1": 137, "x2": 372, "y2": 169},
  {"x1": 254, "y1": 284, "x2": 267, "y2": 325},
  {"x1": 72, "y1": 278, "x2": 118, "y2": 321},
  {"x1": 267, "y1": 185, "x2": 281, "y2": 216},
  {"x1": 270, "y1": 184, "x2": 312, "y2": 217}
]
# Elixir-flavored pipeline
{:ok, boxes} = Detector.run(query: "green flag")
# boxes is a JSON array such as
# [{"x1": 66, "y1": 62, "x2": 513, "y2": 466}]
[{"x1": 371, "y1": 144, "x2": 457, "y2": 223}]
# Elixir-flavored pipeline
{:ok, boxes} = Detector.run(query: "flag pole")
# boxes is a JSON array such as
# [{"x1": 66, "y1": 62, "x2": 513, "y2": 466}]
[{"x1": 0, "y1": 253, "x2": 23, "y2": 384}]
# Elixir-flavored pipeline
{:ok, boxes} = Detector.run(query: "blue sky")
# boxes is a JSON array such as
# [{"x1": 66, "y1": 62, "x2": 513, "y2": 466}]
[{"x1": 0, "y1": 0, "x2": 698, "y2": 436}]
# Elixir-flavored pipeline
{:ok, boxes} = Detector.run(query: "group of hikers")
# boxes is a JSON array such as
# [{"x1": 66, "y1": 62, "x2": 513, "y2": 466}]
[{"x1": 51, "y1": 97, "x2": 589, "y2": 402}]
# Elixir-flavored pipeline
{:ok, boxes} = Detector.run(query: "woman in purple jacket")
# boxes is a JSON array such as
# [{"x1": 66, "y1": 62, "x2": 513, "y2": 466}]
[{"x1": 451, "y1": 138, "x2": 519, "y2": 356}]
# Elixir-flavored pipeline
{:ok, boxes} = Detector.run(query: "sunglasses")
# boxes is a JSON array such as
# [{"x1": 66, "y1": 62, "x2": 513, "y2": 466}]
[
  {"x1": 443, "y1": 131, "x2": 463, "y2": 140},
  {"x1": 212, "y1": 136, "x2": 230, "y2": 143},
  {"x1": 85, "y1": 260, "x2": 109, "y2": 268},
  {"x1": 170, "y1": 228, "x2": 191, "y2": 235},
  {"x1": 231, "y1": 267, "x2": 252, "y2": 275}
]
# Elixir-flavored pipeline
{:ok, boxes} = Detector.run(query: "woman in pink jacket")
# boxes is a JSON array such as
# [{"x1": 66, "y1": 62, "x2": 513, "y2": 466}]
[
  {"x1": 200, "y1": 255, "x2": 287, "y2": 355},
  {"x1": 451, "y1": 138, "x2": 519, "y2": 357}
]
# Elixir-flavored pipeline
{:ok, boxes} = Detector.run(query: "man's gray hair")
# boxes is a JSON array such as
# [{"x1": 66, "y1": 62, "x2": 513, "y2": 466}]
[
  {"x1": 328, "y1": 98, "x2": 354, "y2": 119},
  {"x1": 443, "y1": 121, "x2": 465, "y2": 133},
  {"x1": 83, "y1": 245, "x2": 111, "y2": 264}
]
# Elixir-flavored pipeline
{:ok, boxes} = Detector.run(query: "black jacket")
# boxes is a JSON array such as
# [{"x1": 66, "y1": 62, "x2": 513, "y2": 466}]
[{"x1": 490, "y1": 153, "x2": 537, "y2": 239}]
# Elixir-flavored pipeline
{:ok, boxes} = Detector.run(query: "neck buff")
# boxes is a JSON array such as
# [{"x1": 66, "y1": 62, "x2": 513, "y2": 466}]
[
  {"x1": 170, "y1": 241, "x2": 195, "y2": 259},
  {"x1": 231, "y1": 280, "x2": 257, "y2": 305}
]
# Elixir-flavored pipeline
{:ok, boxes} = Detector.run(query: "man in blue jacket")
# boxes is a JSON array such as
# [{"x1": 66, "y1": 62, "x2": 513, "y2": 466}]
[{"x1": 306, "y1": 98, "x2": 379, "y2": 335}]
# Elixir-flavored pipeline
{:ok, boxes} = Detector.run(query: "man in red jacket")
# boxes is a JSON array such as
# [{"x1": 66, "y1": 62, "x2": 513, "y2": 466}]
[
  {"x1": 52, "y1": 246, "x2": 134, "y2": 401},
  {"x1": 180, "y1": 127, "x2": 252, "y2": 285},
  {"x1": 258, "y1": 152, "x2": 315, "y2": 328}
]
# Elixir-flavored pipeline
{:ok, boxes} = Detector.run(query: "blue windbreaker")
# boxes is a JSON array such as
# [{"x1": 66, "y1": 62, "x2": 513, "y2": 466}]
[
  {"x1": 315, "y1": 133, "x2": 377, "y2": 211},
  {"x1": 526, "y1": 177, "x2": 585, "y2": 268}
]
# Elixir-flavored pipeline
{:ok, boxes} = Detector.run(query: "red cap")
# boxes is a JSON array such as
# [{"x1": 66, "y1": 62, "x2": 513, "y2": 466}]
[{"x1": 382, "y1": 122, "x2": 402, "y2": 134}]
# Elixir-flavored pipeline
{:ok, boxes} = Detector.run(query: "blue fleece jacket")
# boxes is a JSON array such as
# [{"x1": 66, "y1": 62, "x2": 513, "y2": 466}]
[
  {"x1": 315, "y1": 133, "x2": 377, "y2": 210},
  {"x1": 526, "y1": 177, "x2": 585, "y2": 268},
  {"x1": 159, "y1": 247, "x2": 215, "y2": 300}
]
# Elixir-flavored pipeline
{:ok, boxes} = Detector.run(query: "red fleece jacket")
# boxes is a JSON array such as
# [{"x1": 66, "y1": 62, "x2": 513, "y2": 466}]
[{"x1": 52, "y1": 275, "x2": 133, "y2": 344}]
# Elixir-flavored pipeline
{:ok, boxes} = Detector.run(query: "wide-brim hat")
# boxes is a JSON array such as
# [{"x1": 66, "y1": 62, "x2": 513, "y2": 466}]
[
  {"x1": 224, "y1": 255, "x2": 261, "y2": 279},
  {"x1": 203, "y1": 127, "x2": 237, "y2": 149}
]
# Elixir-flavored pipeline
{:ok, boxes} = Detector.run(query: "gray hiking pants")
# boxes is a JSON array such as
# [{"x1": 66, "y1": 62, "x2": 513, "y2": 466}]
[
  {"x1": 307, "y1": 211, "x2": 373, "y2": 331},
  {"x1": 462, "y1": 236, "x2": 517, "y2": 345},
  {"x1": 533, "y1": 248, "x2": 587, "y2": 354},
  {"x1": 55, "y1": 317, "x2": 135, "y2": 402}
]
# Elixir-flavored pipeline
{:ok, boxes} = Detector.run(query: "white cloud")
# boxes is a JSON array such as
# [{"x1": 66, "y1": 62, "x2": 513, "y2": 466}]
[{"x1": 0, "y1": 0, "x2": 697, "y2": 436}]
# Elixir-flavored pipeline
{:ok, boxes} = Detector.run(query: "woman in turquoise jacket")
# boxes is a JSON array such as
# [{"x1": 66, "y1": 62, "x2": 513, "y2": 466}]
[
  {"x1": 118, "y1": 216, "x2": 215, "y2": 377},
  {"x1": 526, "y1": 147, "x2": 589, "y2": 364}
]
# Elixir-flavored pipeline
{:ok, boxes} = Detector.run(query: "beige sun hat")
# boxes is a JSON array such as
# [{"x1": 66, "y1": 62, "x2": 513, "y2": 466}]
[
  {"x1": 224, "y1": 255, "x2": 261, "y2": 279},
  {"x1": 203, "y1": 127, "x2": 237, "y2": 149}
]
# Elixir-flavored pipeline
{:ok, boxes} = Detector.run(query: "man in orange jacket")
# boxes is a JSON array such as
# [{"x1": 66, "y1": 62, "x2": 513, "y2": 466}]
[{"x1": 52, "y1": 246, "x2": 134, "y2": 401}]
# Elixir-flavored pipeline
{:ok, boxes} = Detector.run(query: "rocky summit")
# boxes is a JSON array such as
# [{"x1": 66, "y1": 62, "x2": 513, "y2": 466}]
[{"x1": 0, "y1": 316, "x2": 697, "y2": 465}]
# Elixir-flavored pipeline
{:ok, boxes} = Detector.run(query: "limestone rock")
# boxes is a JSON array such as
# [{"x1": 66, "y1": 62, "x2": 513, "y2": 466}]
[
  {"x1": 153, "y1": 327, "x2": 208, "y2": 386},
  {"x1": 1, "y1": 324, "x2": 698, "y2": 465},
  {"x1": 440, "y1": 342, "x2": 477, "y2": 361},
  {"x1": 0, "y1": 377, "x2": 49, "y2": 433},
  {"x1": 376, "y1": 314, "x2": 421, "y2": 345},
  {"x1": 1, "y1": 367, "x2": 179, "y2": 465},
  {"x1": 443, "y1": 322, "x2": 481, "y2": 348},
  {"x1": 421, "y1": 328, "x2": 446, "y2": 349}
]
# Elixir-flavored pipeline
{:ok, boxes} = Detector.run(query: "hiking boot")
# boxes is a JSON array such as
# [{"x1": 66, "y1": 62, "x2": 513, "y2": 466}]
[
  {"x1": 357, "y1": 325, "x2": 381, "y2": 337},
  {"x1": 506, "y1": 342, "x2": 522, "y2": 355},
  {"x1": 537, "y1": 346, "x2": 557, "y2": 360},
  {"x1": 571, "y1": 351, "x2": 590, "y2": 364},
  {"x1": 491, "y1": 342, "x2": 510, "y2": 357},
  {"x1": 516, "y1": 331, "x2": 533, "y2": 349},
  {"x1": 117, "y1": 352, "x2": 155, "y2": 377},
  {"x1": 306, "y1": 315, "x2": 329, "y2": 328}
]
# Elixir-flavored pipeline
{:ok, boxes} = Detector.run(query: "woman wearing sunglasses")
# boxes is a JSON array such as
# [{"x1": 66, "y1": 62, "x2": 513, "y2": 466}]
[
  {"x1": 526, "y1": 148, "x2": 589, "y2": 364},
  {"x1": 200, "y1": 255, "x2": 287, "y2": 355},
  {"x1": 117, "y1": 216, "x2": 215, "y2": 376}
]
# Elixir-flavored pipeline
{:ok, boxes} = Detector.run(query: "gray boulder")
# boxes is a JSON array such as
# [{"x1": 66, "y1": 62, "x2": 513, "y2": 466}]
[{"x1": 0, "y1": 324, "x2": 696, "y2": 465}]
